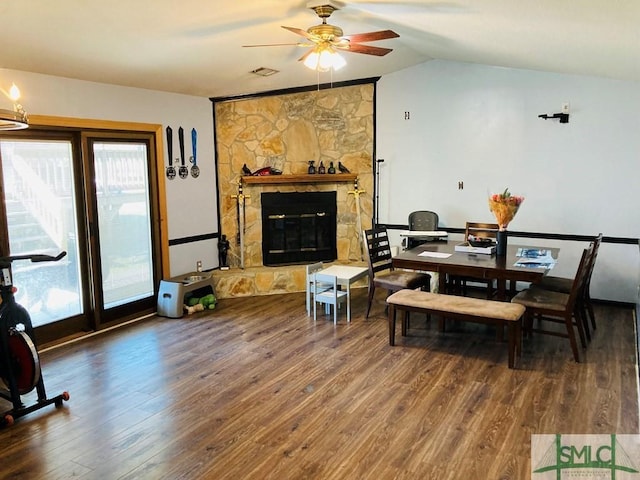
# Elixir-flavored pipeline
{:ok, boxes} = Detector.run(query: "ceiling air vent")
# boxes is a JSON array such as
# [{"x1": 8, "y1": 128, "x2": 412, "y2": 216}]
[{"x1": 250, "y1": 67, "x2": 279, "y2": 77}]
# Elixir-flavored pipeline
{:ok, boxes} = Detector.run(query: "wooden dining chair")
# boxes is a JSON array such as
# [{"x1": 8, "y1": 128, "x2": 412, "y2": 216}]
[
  {"x1": 511, "y1": 244, "x2": 594, "y2": 362},
  {"x1": 313, "y1": 272, "x2": 348, "y2": 324},
  {"x1": 465, "y1": 222, "x2": 499, "y2": 241},
  {"x1": 362, "y1": 227, "x2": 431, "y2": 318},
  {"x1": 536, "y1": 233, "x2": 602, "y2": 336},
  {"x1": 449, "y1": 222, "x2": 499, "y2": 297}
]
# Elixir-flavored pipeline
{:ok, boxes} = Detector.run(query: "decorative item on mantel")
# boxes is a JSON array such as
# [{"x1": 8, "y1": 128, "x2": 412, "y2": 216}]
[
  {"x1": 338, "y1": 161, "x2": 350, "y2": 173},
  {"x1": 328, "y1": 161, "x2": 336, "y2": 174},
  {"x1": 488, "y1": 188, "x2": 525, "y2": 256},
  {"x1": 318, "y1": 161, "x2": 326, "y2": 174},
  {"x1": 308, "y1": 160, "x2": 316, "y2": 174},
  {"x1": 252, "y1": 166, "x2": 282, "y2": 176},
  {"x1": 241, "y1": 164, "x2": 282, "y2": 176}
]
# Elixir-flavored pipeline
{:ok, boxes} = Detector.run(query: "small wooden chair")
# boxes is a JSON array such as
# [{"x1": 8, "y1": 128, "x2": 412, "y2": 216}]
[
  {"x1": 313, "y1": 272, "x2": 348, "y2": 324},
  {"x1": 306, "y1": 262, "x2": 329, "y2": 316}
]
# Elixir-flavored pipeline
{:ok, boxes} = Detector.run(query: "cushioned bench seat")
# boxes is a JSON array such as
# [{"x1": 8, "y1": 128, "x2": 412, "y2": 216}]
[{"x1": 386, "y1": 289, "x2": 526, "y2": 368}]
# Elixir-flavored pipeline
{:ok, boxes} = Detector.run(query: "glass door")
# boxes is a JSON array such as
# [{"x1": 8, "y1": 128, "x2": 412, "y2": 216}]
[
  {"x1": 0, "y1": 128, "x2": 162, "y2": 343},
  {"x1": 0, "y1": 138, "x2": 85, "y2": 329},
  {"x1": 87, "y1": 139, "x2": 157, "y2": 322}
]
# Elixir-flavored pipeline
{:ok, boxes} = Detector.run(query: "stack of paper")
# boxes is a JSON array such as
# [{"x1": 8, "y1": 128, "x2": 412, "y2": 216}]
[
  {"x1": 514, "y1": 249, "x2": 557, "y2": 269},
  {"x1": 398, "y1": 230, "x2": 448, "y2": 238},
  {"x1": 516, "y1": 248, "x2": 548, "y2": 258}
]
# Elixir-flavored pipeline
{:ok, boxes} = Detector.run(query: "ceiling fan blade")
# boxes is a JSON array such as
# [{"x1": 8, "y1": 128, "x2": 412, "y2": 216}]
[
  {"x1": 282, "y1": 26, "x2": 317, "y2": 41},
  {"x1": 298, "y1": 49, "x2": 314, "y2": 63},
  {"x1": 341, "y1": 30, "x2": 399, "y2": 43},
  {"x1": 243, "y1": 42, "x2": 311, "y2": 48},
  {"x1": 338, "y1": 43, "x2": 393, "y2": 56}
]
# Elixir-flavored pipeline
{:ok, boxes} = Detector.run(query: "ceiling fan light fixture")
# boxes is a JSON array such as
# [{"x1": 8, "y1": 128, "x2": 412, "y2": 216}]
[
  {"x1": 304, "y1": 45, "x2": 346, "y2": 72},
  {"x1": 0, "y1": 82, "x2": 28, "y2": 130},
  {"x1": 326, "y1": 50, "x2": 346, "y2": 71},
  {"x1": 246, "y1": 2, "x2": 397, "y2": 72}
]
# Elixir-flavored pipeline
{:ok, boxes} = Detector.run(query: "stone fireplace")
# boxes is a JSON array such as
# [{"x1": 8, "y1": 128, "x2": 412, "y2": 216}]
[
  {"x1": 261, "y1": 191, "x2": 337, "y2": 266},
  {"x1": 212, "y1": 81, "x2": 375, "y2": 297}
]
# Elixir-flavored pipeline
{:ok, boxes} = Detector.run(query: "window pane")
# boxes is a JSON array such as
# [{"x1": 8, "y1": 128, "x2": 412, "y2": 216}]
[
  {"x1": 1, "y1": 140, "x2": 83, "y2": 326},
  {"x1": 93, "y1": 142, "x2": 154, "y2": 309}
]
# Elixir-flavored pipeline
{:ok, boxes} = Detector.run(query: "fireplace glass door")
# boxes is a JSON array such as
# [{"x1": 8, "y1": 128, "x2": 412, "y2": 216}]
[{"x1": 262, "y1": 192, "x2": 337, "y2": 266}]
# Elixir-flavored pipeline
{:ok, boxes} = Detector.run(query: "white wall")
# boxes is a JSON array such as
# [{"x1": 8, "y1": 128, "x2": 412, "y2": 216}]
[
  {"x1": 377, "y1": 60, "x2": 640, "y2": 303},
  {"x1": 1, "y1": 68, "x2": 218, "y2": 276},
  {"x1": 4, "y1": 64, "x2": 638, "y2": 301}
]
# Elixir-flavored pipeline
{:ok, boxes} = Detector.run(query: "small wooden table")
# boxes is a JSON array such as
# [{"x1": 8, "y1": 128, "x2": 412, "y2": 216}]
[
  {"x1": 316, "y1": 265, "x2": 368, "y2": 322},
  {"x1": 392, "y1": 241, "x2": 558, "y2": 300}
]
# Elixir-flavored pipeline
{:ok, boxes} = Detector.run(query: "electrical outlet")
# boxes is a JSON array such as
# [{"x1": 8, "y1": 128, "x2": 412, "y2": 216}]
[
  {"x1": 561, "y1": 102, "x2": 570, "y2": 114},
  {"x1": 1, "y1": 268, "x2": 11, "y2": 286},
  {"x1": 196, "y1": 260, "x2": 202, "y2": 272}
]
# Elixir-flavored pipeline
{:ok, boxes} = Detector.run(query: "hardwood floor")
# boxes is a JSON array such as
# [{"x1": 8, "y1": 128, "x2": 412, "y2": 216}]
[{"x1": 1, "y1": 289, "x2": 638, "y2": 479}]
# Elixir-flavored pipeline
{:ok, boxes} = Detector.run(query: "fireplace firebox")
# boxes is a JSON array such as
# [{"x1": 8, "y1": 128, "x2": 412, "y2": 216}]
[{"x1": 261, "y1": 191, "x2": 337, "y2": 266}]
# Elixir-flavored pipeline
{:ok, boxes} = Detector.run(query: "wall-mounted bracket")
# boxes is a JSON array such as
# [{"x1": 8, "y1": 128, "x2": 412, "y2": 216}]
[{"x1": 538, "y1": 112, "x2": 569, "y2": 123}]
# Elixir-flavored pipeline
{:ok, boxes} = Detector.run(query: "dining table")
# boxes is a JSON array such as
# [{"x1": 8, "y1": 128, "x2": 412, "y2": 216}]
[{"x1": 392, "y1": 240, "x2": 559, "y2": 301}]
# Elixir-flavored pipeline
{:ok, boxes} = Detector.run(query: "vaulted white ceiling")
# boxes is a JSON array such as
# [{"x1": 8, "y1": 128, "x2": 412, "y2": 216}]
[{"x1": 1, "y1": 0, "x2": 638, "y2": 98}]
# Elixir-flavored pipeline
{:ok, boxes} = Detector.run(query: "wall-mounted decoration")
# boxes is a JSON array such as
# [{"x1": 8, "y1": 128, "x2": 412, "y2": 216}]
[
  {"x1": 178, "y1": 127, "x2": 188, "y2": 179},
  {"x1": 165, "y1": 126, "x2": 176, "y2": 180},
  {"x1": 190, "y1": 128, "x2": 199, "y2": 178}
]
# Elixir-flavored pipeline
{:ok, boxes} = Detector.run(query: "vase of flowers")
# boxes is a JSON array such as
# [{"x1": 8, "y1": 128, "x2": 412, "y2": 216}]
[{"x1": 488, "y1": 188, "x2": 524, "y2": 256}]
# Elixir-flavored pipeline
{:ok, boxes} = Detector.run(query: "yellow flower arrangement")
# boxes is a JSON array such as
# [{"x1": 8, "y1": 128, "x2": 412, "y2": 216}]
[{"x1": 488, "y1": 188, "x2": 524, "y2": 231}]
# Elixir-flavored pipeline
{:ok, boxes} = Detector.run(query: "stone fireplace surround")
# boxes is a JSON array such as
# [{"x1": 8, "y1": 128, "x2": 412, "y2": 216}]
[{"x1": 212, "y1": 83, "x2": 374, "y2": 299}]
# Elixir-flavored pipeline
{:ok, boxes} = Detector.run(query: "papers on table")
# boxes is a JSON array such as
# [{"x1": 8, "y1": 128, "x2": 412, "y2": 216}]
[
  {"x1": 514, "y1": 248, "x2": 557, "y2": 269},
  {"x1": 418, "y1": 251, "x2": 452, "y2": 259},
  {"x1": 398, "y1": 230, "x2": 448, "y2": 238},
  {"x1": 454, "y1": 242, "x2": 496, "y2": 255},
  {"x1": 516, "y1": 248, "x2": 549, "y2": 258}
]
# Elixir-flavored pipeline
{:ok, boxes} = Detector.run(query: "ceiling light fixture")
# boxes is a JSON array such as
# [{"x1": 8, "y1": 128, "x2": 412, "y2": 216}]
[
  {"x1": 0, "y1": 82, "x2": 28, "y2": 130},
  {"x1": 303, "y1": 44, "x2": 346, "y2": 72}
]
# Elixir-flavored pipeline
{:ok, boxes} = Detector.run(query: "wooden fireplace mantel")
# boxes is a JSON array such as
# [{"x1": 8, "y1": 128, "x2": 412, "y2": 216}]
[{"x1": 241, "y1": 173, "x2": 357, "y2": 185}]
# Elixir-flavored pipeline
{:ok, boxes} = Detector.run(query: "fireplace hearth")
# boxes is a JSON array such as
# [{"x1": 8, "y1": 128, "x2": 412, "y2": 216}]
[{"x1": 261, "y1": 191, "x2": 337, "y2": 266}]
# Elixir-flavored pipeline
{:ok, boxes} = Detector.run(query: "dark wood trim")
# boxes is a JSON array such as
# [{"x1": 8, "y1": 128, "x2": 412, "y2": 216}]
[
  {"x1": 377, "y1": 223, "x2": 639, "y2": 246},
  {"x1": 592, "y1": 298, "x2": 636, "y2": 309},
  {"x1": 210, "y1": 77, "x2": 380, "y2": 104},
  {"x1": 636, "y1": 240, "x2": 639, "y2": 377},
  {"x1": 169, "y1": 232, "x2": 219, "y2": 247},
  {"x1": 212, "y1": 102, "x2": 223, "y2": 251}
]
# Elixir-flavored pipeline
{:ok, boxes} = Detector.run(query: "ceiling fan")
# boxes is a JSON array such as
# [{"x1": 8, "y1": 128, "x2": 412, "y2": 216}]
[{"x1": 243, "y1": 2, "x2": 399, "y2": 71}]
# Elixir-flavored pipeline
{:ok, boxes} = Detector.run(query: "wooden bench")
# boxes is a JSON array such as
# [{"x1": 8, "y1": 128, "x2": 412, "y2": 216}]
[{"x1": 386, "y1": 289, "x2": 526, "y2": 368}]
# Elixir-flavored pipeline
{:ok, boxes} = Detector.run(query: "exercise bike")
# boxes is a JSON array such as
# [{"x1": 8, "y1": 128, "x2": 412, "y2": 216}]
[{"x1": 0, "y1": 252, "x2": 69, "y2": 428}]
